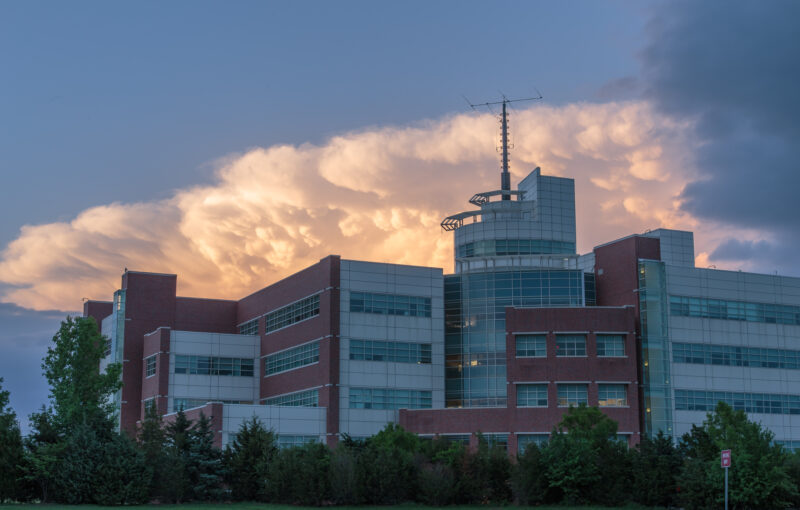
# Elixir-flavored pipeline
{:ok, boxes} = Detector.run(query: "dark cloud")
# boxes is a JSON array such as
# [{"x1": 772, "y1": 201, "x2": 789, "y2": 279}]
[
  {"x1": 642, "y1": 0, "x2": 800, "y2": 273},
  {"x1": 0, "y1": 300, "x2": 74, "y2": 434}
]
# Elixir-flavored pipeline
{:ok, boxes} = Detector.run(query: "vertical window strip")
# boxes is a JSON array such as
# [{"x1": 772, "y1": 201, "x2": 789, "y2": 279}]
[
  {"x1": 349, "y1": 292, "x2": 432, "y2": 317},
  {"x1": 264, "y1": 294, "x2": 321, "y2": 334},
  {"x1": 349, "y1": 339, "x2": 432, "y2": 364},
  {"x1": 264, "y1": 341, "x2": 320, "y2": 376},
  {"x1": 145, "y1": 355, "x2": 157, "y2": 377}
]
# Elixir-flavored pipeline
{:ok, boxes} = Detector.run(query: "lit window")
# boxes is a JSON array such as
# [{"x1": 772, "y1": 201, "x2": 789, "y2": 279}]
[
  {"x1": 557, "y1": 384, "x2": 588, "y2": 406},
  {"x1": 598, "y1": 384, "x2": 627, "y2": 407}
]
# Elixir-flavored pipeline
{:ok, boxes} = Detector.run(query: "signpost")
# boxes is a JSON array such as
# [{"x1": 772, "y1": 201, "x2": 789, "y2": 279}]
[{"x1": 721, "y1": 449, "x2": 731, "y2": 510}]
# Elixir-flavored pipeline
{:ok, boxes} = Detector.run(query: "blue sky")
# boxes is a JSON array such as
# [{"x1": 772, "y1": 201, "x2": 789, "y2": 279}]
[{"x1": 2, "y1": 0, "x2": 798, "y2": 431}]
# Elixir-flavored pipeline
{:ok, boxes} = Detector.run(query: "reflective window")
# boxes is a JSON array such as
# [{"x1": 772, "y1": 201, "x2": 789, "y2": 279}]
[
  {"x1": 456, "y1": 239, "x2": 576, "y2": 258},
  {"x1": 145, "y1": 355, "x2": 156, "y2": 377},
  {"x1": 557, "y1": 384, "x2": 588, "y2": 406},
  {"x1": 673, "y1": 342, "x2": 800, "y2": 369},
  {"x1": 349, "y1": 388, "x2": 432, "y2": 409},
  {"x1": 264, "y1": 341, "x2": 319, "y2": 376},
  {"x1": 173, "y1": 398, "x2": 252, "y2": 412},
  {"x1": 598, "y1": 384, "x2": 627, "y2": 407},
  {"x1": 675, "y1": 389, "x2": 800, "y2": 415},
  {"x1": 555, "y1": 334, "x2": 586, "y2": 357},
  {"x1": 596, "y1": 334, "x2": 625, "y2": 357},
  {"x1": 263, "y1": 388, "x2": 319, "y2": 407},
  {"x1": 350, "y1": 340, "x2": 431, "y2": 364},
  {"x1": 517, "y1": 434, "x2": 549, "y2": 453},
  {"x1": 516, "y1": 335, "x2": 546, "y2": 357},
  {"x1": 265, "y1": 294, "x2": 321, "y2": 334},
  {"x1": 670, "y1": 295, "x2": 800, "y2": 326},
  {"x1": 350, "y1": 292, "x2": 431, "y2": 318},
  {"x1": 174, "y1": 355, "x2": 254, "y2": 376},
  {"x1": 517, "y1": 384, "x2": 548, "y2": 407},
  {"x1": 278, "y1": 435, "x2": 320, "y2": 448},
  {"x1": 238, "y1": 318, "x2": 259, "y2": 335}
]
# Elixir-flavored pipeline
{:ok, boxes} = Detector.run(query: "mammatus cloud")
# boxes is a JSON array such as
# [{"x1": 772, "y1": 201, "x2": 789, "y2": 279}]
[
  {"x1": 642, "y1": 0, "x2": 800, "y2": 275},
  {"x1": 0, "y1": 100, "x2": 739, "y2": 311}
]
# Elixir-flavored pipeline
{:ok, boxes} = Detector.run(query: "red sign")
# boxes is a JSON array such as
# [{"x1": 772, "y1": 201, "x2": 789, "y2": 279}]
[{"x1": 721, "y1": 449, "x2": 732, "y2": 468}]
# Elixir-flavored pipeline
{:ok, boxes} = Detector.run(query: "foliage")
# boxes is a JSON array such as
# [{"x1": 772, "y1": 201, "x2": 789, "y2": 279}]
[
  {"x1": 138, "y1": 403, "x2": 167, "y2": 499},
  {"x1": 42, "y1": 316, "x2": 121, "y2": 434},
  {"x1": 20, "y1": 407, "x2": 63, "y2": 503},
  {"x1": 632, "y1": 431, "x2": 682, "y2": 507},
  {"x1": 677, "y1": 401, "x2": 797, "y2": 510},
  {"x1": 329, "y1": 444, "x2": 358, "y2": 505},
  {"x1": 223, "y1": 416, "x2": 277, "y2": 501},
  {"x1": 511, "y1": 442, "x2": 547, "y2": 505},
  {"x1": 187, "y1": 412, "x2": 224, "y2": 501},
  {"x1": 355, "y1": 438, "x2": 416, "y2": 504},
  {"x1": 91, "y1": 433, "x2": 150, "y2": 505},
  {"x1": 267, "y1": 442, "x2": 331, "y2": 505},
  {"x1": 161, "y1": 409, "x2": 193, "y2": 503},
  {"x1": 0, "y1": 378, "x2": 24, "y2": 502}
]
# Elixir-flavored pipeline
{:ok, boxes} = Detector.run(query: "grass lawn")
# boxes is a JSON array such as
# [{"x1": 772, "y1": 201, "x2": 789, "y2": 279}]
[{"x1": 0, "y1": 504, "x2": 663, "y2": 510}]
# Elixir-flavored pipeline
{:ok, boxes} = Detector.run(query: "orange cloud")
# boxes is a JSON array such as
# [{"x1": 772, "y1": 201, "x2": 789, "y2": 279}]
[{"x1": 0, "y1": 101, "x2": 741, "y2": 311}]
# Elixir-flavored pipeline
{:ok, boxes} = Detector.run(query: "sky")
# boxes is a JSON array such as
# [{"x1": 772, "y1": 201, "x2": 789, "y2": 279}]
[{"x1": 1, "y1": 0, "x2": 798, "y2": 431}]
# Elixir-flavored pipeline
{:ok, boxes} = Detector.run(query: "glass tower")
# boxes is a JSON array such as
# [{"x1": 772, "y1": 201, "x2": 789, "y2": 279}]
[{"x1": 442, "y1": 168, "x2": 593, "y2": 407}]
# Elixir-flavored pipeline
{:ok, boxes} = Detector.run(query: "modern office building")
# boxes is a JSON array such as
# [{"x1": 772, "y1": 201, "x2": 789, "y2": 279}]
[{"x1": 82, "y1": 105, "x2": 800, "y2": 451}]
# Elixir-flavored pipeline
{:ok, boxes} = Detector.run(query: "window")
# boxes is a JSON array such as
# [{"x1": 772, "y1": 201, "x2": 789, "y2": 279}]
[
  {"x1": 516, "y1": 335, "x2": 546, "y2": 357},
  {"x1": 349, "y1": 292, "x2": 431, "y2": 317},
  {"x1": 145, "y1": 355, "x2": 157, "y2": 377},
  {"x1": 263, "y1": 389, "x2": 319, "y2": 407},
  {"x1": 456, "y1": 239, "x2": 576, "y2": 258},
  {"x1": 264, "y1": 294, "x2": 321, "y2": 334},
  {"x1": 673, "y1": 342, "x2": 800, "y2": 370},
  {"x1": 278, "y1": 435, "x2": 320, "y2": 448},
  {"x1": 173, "y1": 398, "x2": 252, "y2": 412},
  {"x1": 555, "y1": 335, "x2": 586, "y2": 357},
  {"x1": 174, "y1": 356, "x2": 255, "y2": 376},
  {"x1": 482, "y1": 433, "x2": 508, "y2": 449},
  {"x1": 238, "y1": 318, "x2": 259, "y2": 335},
  {"x1": 598, "y1": 384, "x2": 627, "y2": 407},
  {"x1": 675, "y1": 389, "x2": 800, "y2": 415},
  {"x1": 670, "y1": 295, "x2": 800, "y2": 326},
  {"x1": 349, "y1": 388, "x2": 432, "y2": 409},
  {"x1": 349, "y1": 340, "x2": 432, "y2": 364},
  {"x1": 557, "y1": 384, "x2": 588, "y2": 407},
  {"x1": 596, "y1": 335, "x2": 625, "y2": 357},
  {"x1": 264, "y1": 341, "x2": 319, "y2": 376},
  {"x1": 516, "y1": 384, "x2": 548, "y2": 407},
  {"x1": 143, "y1": 397, "x2": 156, "y2": 413},
  {"x1": 517, "y1": 434, "x2": 549, "y2": 453}
]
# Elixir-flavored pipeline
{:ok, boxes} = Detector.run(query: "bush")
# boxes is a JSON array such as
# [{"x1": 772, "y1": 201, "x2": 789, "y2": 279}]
[
  {"x1": 223, "y1": 416, "x2": 277, "y2": 501},
  {"x1": 511, "y1": 442, "x2": 546, "y2": 505},
  {"x1": 266, "y1": 442, "x2": 330, "y2": 505}
]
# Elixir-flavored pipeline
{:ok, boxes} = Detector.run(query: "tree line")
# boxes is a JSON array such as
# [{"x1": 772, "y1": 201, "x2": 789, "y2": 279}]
[{"x1": 1, "y1": 316, "x2": 800, "y2": 508}]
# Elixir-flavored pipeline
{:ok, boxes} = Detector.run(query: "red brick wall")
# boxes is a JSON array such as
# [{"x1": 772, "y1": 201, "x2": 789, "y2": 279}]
[
  {"x1": 142, "y1": 327, "x2": 170, "y2": 415},
  {"x1": 83, "y1": 300, "x2": 112, "y2": 334},
  {"x1": 594, "y1": 235, "x2": 660, "y2": 309},
  {"x1": 175, "y1": 297, "x2": 237, "y2": 333}
]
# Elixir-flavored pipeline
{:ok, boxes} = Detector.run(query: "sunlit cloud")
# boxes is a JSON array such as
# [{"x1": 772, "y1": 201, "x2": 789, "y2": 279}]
[{"x1": 0, "y1": 101, "x2": 749, "y2": 311}]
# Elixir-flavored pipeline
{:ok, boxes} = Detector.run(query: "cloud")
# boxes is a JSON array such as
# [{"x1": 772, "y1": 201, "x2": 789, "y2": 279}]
[
  {"x1": 0, "y1": 101, "x2": 706, "y2": 311},
  {"x1": 642, "y1": 0, "x2": 800, "y2": 271}
]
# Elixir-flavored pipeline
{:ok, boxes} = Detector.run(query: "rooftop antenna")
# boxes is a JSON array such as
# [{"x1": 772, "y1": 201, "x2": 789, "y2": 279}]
[{"x1": 465, "y1": 91, "x2": 542, "y2": 200}]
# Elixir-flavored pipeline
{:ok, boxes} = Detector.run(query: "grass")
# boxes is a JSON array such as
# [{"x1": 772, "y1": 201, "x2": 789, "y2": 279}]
[{"x1": 0, "y1": 504, "x2": 664, "y2": 510}]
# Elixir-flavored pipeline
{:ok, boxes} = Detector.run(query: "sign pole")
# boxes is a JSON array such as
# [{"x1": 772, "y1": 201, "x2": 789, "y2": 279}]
[{"x1": 721, "y1": 449, "x2": 731, "y2": 510}]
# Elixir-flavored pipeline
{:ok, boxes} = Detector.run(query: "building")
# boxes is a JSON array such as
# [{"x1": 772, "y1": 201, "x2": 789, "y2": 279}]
[{"x1": 82, "y1": 106, "x2": 800, "y2": 452}]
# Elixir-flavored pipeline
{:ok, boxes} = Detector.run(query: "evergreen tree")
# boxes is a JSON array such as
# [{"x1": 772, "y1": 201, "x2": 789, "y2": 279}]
[
  {"x1": 223, "y1": 416, "x2": 277, "y2": 501},
  {"x1": 20, "y1": 407, "x2": 62, "y2": 503},
  {"x1": 0, "y1": 378, "x2": 24, "y2": 502},
  {"x1": 633, "y1": 431, "x2": 682, "y2": 507},
  {"x1": 267, "y1": 442, "x2": 331, "y2": 505},
  {"x1": 677, "y1": 402, "x2": 797, "y2": 509},
  {"x1": 162, "y1": 409, "x2": 193, "y2": 503},
  {"x1": 187, "y1": 412, "x2": 224, "y2": 501},
  {"x1": 138, "y1": 403, "x2": 167, "y2": 500},
  {"x1": 92, "y1": 432, "x2": 150, "y2": 505}
]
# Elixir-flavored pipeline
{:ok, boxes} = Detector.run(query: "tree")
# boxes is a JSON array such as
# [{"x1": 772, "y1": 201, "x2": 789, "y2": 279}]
[
  {"x1": 633, "y1": 431, "x2": 682, "y2": 507},
  {"x1": 223, "y1": 416, "x2": 277, "y2": 501},
  {"x1": 0, "y1": 378, "x2": 24, "y2": 502},
  {"x1": 162, "y1": 409, "x2": 193, "y2": 503},
  {"x1": 20, "y1": 407, "x2": 62, "y2": 502},
  {"x1": 43, "y1": 316, "x2": 121, "y2": 434},
  {"x1": 92, "y1": 432, "x2": 150, "y2": 505},
  {"x1": 677, "y1": 402, "x2": 797, "y2": 510},
  {"x1": 267, "y1": 442, "x2": 331, "y2": 505},
  {"x1": 187, "y1": 412, "x2": 224, "y2": 501},
  {"x1": 138, "y1": 403, "x2": 167, "y2": 500},
  {"x1": 511, "y1": 442, "x2": 547, "y2": 505}
]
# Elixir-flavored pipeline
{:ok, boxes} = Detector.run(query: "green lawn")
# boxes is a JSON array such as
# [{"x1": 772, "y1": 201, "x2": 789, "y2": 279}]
[{"x1": 0, "y1": 504, "x2": 663, "y2": 510}]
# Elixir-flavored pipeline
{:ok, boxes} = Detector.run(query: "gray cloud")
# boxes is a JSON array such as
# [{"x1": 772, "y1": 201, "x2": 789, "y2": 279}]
[{"x1": 642, "y1": 0, "x2": 800, "y2": 272}]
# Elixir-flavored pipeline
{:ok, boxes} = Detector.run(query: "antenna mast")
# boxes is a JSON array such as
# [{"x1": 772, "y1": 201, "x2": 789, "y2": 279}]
[{"x1": 466, "y1": 93, "x2": 543, "y2": 200}]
